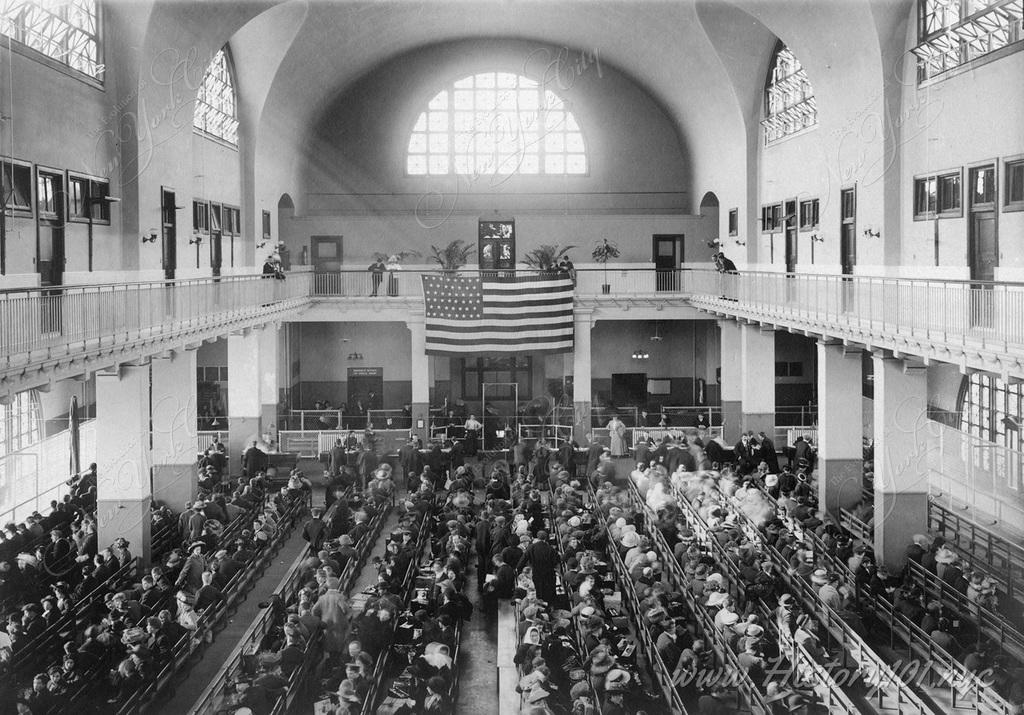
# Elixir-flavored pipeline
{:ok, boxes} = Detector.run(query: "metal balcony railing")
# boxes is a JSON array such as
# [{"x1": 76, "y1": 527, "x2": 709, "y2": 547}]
[{"x1": 0, "y1": 273, "x2": 312, "y2": 364}]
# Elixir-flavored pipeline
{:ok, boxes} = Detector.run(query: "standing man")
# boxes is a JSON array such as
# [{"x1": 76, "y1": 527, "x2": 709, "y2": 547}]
[
  {"x1": 329, "y1": 438, "x2": 346, "y2": 478},
  {"x1": 464, "y1": 414, "x2": 483, "y2": 456},
  {"x1": 398, "y1": 437, "x2": 422, "y2": 490},
  {"x1": 518, "y1": 531, "x2": 558, "y2": 605},
  {"x1": 367, "y1": 256, "x2": 385, "y2": 296},
  {"x1": 757, "y1": 431, "x2": 780, "y2": 474},
  {"x1": 585, "y1": 433, "x2": 604, "y2": 477}
]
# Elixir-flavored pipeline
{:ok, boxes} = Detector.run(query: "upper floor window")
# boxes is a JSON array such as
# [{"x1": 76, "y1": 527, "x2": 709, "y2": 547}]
[
  {"x1": 406, "y1": 72, "x2": 587, "y2": 176},
  {"x1": 959, "y1": 372, "x2": 1023, "y2": 461},
  {"x1": 914, "y1": 0, "x2": 1023, "y2": 82},
  {"x1": 0, "y1": 0, "x2": 103, "y2": 79},
  {"x1": 194, "y1": 48, "x2": 239, "y2": 145},
  {"x1": 762, "y1": 42, "x2": 817, "y2": 145}
]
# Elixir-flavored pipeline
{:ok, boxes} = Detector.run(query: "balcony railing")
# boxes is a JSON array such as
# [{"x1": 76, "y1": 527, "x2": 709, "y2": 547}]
[{"x1": 0, "y1": 273, "x2": 311, "y2": 365}]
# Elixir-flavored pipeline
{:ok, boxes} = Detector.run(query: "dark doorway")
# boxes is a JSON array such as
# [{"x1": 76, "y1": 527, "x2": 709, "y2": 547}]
[
  {"x1": 161, "y1": 188, "x2": 177, "y2": 280},
  {"x1": 36, "y1": 169, "x2": 65, "y2": 333},
  {"x1": 209, "y1": 203, "x2": 222, "y2": 277},
  {"x1": 611, "y1": 373, "x2": 647, "y2": 410},
  {"x1": 784, "y1": 199, "x2": 798, "y2": 273},
  {"x1": 348, "y1": 367, "x2": 384, "y2": 425},
  {"x1": 311, "y1": 236, "x2": 343, "y2": 272},
  {"x1": 840, "y1": 188, "x2": 857, "y2": 275},
  {"x1": 969, "y1": 164, "x2": 997, "y2": 327},
  {"x1": 653, "y1": 234, "x2": 684, "y2": 291}
]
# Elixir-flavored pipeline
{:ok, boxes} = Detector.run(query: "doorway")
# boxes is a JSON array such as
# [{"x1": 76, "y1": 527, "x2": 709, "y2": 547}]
[
  {"x1": 969, "y1": 164, "x2": 998, "y2": 326},
  {"x1": 311, "y1": 236, "x2": 343, "y2": 272},
  {"x1": 209, "y1": 203, "x2": 222, "y2": 277},
  {"x1": 840, "y1": 187, "x2": 857, "y2": 275},
  {"x1": 347, "y1": 367, "x2": 383, "y2": 425},
  {"x1": 36, "y1": 169, "x2": 65, "y2": 333},
  {"x1": 784, "y1": 199, "x2": 798, "y2": 273},
  {"x1": 653, "y1": 234, "x2": 684, "y2": 291},
  {"x1": 161, "y1": 188, "x2": 177, "y2": 280},
  {"x1": 611, "y1": 373, "x2": 647, "y2": 411}
]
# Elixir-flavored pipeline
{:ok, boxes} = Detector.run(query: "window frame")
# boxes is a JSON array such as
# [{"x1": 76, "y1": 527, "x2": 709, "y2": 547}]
[
  {"x1": 1, "y1": 157, "x2": 34, "y2": 216},
  {"x1": 728, "y1": 208, "x2": 738, "y2": 237},
  {"x1": 35, "y1": 167, "x2": 63, "y2": 219},
  {"x1": 193, "y1": 46, "x2": 239, "y2": 146},
  {"x1": 0, "y1": 0, "x2": 105, "y2": 84},
  {"x1": 1003, "y1": 155, "x2": 1024, "y2": 212},
  {"x1": 66, "y1": 171, "x2": 110, "y2": 224},
  {"x1": 760, "y1": 203, "x2": 783, "y2": 234},
  {"x1": 798, "y1": 198, "x2": 820, "y2": 230},
  {"x1": 762, "y1": 41, "x2": 818, "y2": 145},
  {"x1": 405, "y1": 71, "x2": 589, "y2": 178},
  {"x1": 262, "y1": 210, "x2": 272, "y2": 239},
  {"x1": 193, "y1": 200, "x2": 209, "y2": 233},
  {"x1": 913, "y1": 167, "x2": 963, "y2": 220}
]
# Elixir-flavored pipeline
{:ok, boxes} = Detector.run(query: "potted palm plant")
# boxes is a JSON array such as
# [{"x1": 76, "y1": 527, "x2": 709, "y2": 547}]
[
  {"x1": 428, "y1": 239, "x2": 474, "y2": 272},
  {"x1": 592, "y1": 238, "x2": 620, "y2": 294},
  {"x1": 523, "y1": 244, "x2": 576, "y2": 273}
]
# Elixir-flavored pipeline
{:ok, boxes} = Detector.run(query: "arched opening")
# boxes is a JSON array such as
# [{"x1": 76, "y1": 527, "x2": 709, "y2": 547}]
[
  {"x1": 276, "y1": 193, "x2": 297, "y2": 267},
  {"x1": 696, "y1": 191, "x2": 721, "y2": 264}
]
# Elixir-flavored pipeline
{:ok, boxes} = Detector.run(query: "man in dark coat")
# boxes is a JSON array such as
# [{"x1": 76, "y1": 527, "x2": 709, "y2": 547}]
[
  {"x1": 518, "y1": 531, "x2": 559, "y2": 604},
  {"x1": 585, "y1": 434, "x2": 604, "y2": 477},
  {"x1": 398, "y1": 438, "x2": 422, "y2": 489},
  {"x1": 757, "y1": 431, "x2": 780, "y2": 473},
  {"x1": 557, "y1": 440, "x2": 576, "y2": 479},
  {"x1": 242, "y1": 441, "x2": 265, "y2": 477},
  {"x1": 475, "y1": 513, "x2": 493, "y2": 590}
]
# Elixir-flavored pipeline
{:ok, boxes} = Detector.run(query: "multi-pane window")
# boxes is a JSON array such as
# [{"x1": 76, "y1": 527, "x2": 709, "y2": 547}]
[
  {"x1": 971, "y1": 165, "x2": 996, "y2": 206},
  {"x1": 1006, "y1": 158, "x2": 1024, "y2": 211},
  {"x1": 461, "y1": 356, "x2": 532, "y2": 400},
  {"x1": 761, "y1": 203, "x2": 783, "y2": 233},
  {"x1": 799, "y1": 198, "x2": 819, "y2": 230},
  {"x1": 36, "y1": 171, "x2": 59, "y2": 216},
  {"x1": 193, "y1": 200, "x2": 209, "y2": 232},
  {"x1": 67, "y1": 175, "x2": 109, "y2": 222},
  {"x1": 913, "y1": 170, "x2": 962, "y2": 218},
  {"x1": 224, "y1": 206, "x2": 239, "y2": 235},
  {"x1": 959, "y1": 373, "x2": 1024, "y2": 463},
  {"x1": 262, "y1": 210, "x2": 272, "y2": 239},
  {"x1": 0, "y1": 0, "x2": 103, "y2": 79},
  {"x1": 210, "y1": 203, "x2": 222, "y2": 232},
  {"x1": 728, "y1": 208, "x2": 738, "y2": 236},
  {"x1": 194, "y1": 48, "x2": 239, "y2": 145},
  {"x1": 0, "y1": 390, "x2": 42, "y2": 455},
  {"x1": 407, "y1": 72, "x2": 587, "y2": 176},
  {"x1": 1, "y1": 159, "x2": 32, "y2": 214},
  {"x1": 914, "y1": 0, "x2": 1022, "y2": 82},
  {"x1": 762, "y1": 42, "x2": 818, "y2": 145}
]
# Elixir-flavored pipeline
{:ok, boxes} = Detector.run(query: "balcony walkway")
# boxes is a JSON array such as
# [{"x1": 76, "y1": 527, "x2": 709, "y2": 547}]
[{"x1": 4, "y1": 267, "x2": 1024, "y2": 399}]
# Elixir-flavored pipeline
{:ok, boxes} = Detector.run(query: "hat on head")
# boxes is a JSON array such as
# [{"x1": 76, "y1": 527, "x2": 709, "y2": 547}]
[
  {"x1": 605, "y1": 669, "x2": 632, "y2": 692},
  {"x1": 765, "y1": 474, "x2": 779, "y2": 487},
  {"x1": 621, "y1": 532, "x2": 641, "y2": 548},
  {"x1": 706, "y1": 572, "x2": 724, "y2": 585},
  {"x1": 189, "y1": 541, "x2": 205, "y2": 551},
  {"x1": 746, "y1": 624, "x2": 764, "y2": 637},
  {"x1": 719, "y1": 609, "x2": 739, "y2": 625},
  {"x1": 935, "y1": 546, "x2": 957, "y2": 564},
  {"x1": 580, "y1": 606, "x2": 596, "y2": 618},
  {"x1": 811, "y1": 568, "x2": 829, "y2": 586},
  {"x1": 912, "y1": 534, "x2": 930, "y2": 547},
  {"x1": 706, "y1": 591, "x2": 729, "y2": 608}
]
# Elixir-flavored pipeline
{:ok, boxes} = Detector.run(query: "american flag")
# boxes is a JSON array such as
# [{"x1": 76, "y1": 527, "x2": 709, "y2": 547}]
[{"x1": 421, "y1": 273, "x2": 575, "y2": 355}]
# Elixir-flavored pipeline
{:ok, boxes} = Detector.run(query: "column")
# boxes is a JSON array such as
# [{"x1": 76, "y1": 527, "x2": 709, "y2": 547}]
[
  {"x1": 816, "y1": 341, "x2": 864, "y2": 516},
  {"x1": 873, "y1": 353, "x2": 931, "y2": 570},
  {"x1": 258, "y1": 326, "x2": 280, "y2": 434},
  {"x1": 408, "y1": 313, "x2": 430, "y2": 443},
  {"x1": 228, "y1": 330, "x2": 262, "y2": 471},
  {"x1": 96, "y1": 364, "x2": 152, "y2": 565},
  {"x1": 572, "y1": 311, "x2": 594, "y2": 443},
  {"x1": 151, "y1": 349, "x2": 199, "y2": 511},
  {"x1": 718, "y1": 320, "x2": 742, "y2": 442},
  {"x1": 740, "y1": 323, "x2": 776, "y2": 438}
]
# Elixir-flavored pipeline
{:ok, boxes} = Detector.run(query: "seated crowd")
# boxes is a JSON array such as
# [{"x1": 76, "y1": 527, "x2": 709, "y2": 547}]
[{"x1": 0, "y1": 450, "x2": 312, "y2": 715}]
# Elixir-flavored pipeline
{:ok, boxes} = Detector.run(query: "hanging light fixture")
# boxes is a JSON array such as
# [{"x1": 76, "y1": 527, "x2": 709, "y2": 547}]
[{"x1": 631, "y1": 349, "x2": 650, "y2": 360}]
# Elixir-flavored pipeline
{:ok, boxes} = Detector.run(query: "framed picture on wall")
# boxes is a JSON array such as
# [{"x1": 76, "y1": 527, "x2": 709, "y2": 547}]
[{"x1": 479, "y1": 219, "x2": 515, "y2": 270}]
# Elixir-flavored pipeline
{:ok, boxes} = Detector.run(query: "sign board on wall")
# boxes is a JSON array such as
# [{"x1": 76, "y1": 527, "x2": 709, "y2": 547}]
[{"x1": 347, "y1": 367, "x2": 383, "y2": 378}]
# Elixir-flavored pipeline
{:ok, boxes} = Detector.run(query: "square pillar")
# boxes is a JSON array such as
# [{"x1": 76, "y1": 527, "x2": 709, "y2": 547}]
[
  {"x1": 740, "y1": 323, "x2": 776, "y2": 437},
  {"x1": 817, "y1": 342, "x2": 864, "y2": 516},
  {"x1": 228, "y1": 330, "x2": 263, "y2": 470},
  {"x1": 152, "y1": 349, "x2": 199, "y2": 511},
  {"x1": 408, "y1": 314, "x2": 430, "y2": 443},
  {"x1": 572, "y1": 311, "x2": 594, "y2": 443},
  {"x1": 718, "y1": 321, "x2": 742, "y2": 442},
  {"x1": 873, "y1": 354, "x2": 933, "y2": 570},
  {"x1": 258, "y1": 326, "x2": 280, "y2": 438},
  {"x1": 96, "y1": 365, "x2": 152, "y2": 565}
]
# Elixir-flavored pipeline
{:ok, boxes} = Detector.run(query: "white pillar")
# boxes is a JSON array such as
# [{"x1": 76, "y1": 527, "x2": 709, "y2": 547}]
[
  {"x1": 817, "y1": 341, "x2": 864, "y2": 516},
  {"x1": 258, "y1": 325, "x2": 280, "y2": 433},
  {"x1": 718, "y1": 320, "x2": 742, "y2": 442},
  {"x1": 228, "y1": 330, "x2": 262, "y2": 471},
  {"x1": 96, "y1": 364, "x2": 152, "y2": 564},
  {"x1": 151, "y1": 349, "x2": 199, "y2": 511},
  {"x1": 740, "y1": 323, "x2": 776, "y2": 438},
  {"x1": 408, "y1": 313, "x2": 430, "y2": 442},
  {"x1": 873, "y1": 354, "x2": 932, "y2": 570},
  {"x1": 573, "y1": 311, "x2": 594, "y2": 443}
]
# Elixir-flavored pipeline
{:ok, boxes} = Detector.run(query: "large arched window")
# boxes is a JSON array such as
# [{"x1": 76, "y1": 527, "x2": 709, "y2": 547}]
[
  {"x1": 958, "y1": 373, "x2": 1024, "y2": 453},
  {"x1": 406, "y1": 72, "x2": 587, "y2": 176},
  {"x1": 0, "y1": 0, "x2": 102, "y2": 79},
  {"x1": 762, "y1": 42, "x2": 817, "y2": 145},
  {"x1": 0, "y1": 390, "x2": 42, "y2": 455},
  {"x1": 194, "y1": 47, "x2": 239, "y2": 145}
]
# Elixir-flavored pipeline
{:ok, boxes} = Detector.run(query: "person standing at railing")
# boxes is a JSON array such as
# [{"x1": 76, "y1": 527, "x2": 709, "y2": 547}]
[{"x1": 368, "y1": 257, "x2": 385, "y2": 296}]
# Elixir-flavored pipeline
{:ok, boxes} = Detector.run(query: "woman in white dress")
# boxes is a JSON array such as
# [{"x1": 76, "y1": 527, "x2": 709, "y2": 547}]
[{"x1": 606, "y1": 415, "x2": 627, "y2": 457}]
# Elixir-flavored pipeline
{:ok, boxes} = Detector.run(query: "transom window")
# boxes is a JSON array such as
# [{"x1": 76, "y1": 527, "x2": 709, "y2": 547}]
[
  {"x1": 914, "y1": 0, "x2": 1023, "y2": 82},
  {"x1": 0, "y1": 0, "x2": 102, "y2": 79},
  {"x1": 914, "y1": 169, "x2": 962, "y2": 219},
  {"x1": 762, "y1": 42, "x2": 817, "y2": 145},
  {"x1": 406, "y1": 72, "x2": 587, "y2": 176},
  {"x1": 194, "y1": 48, "x2": 239, "y2": 145}
]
